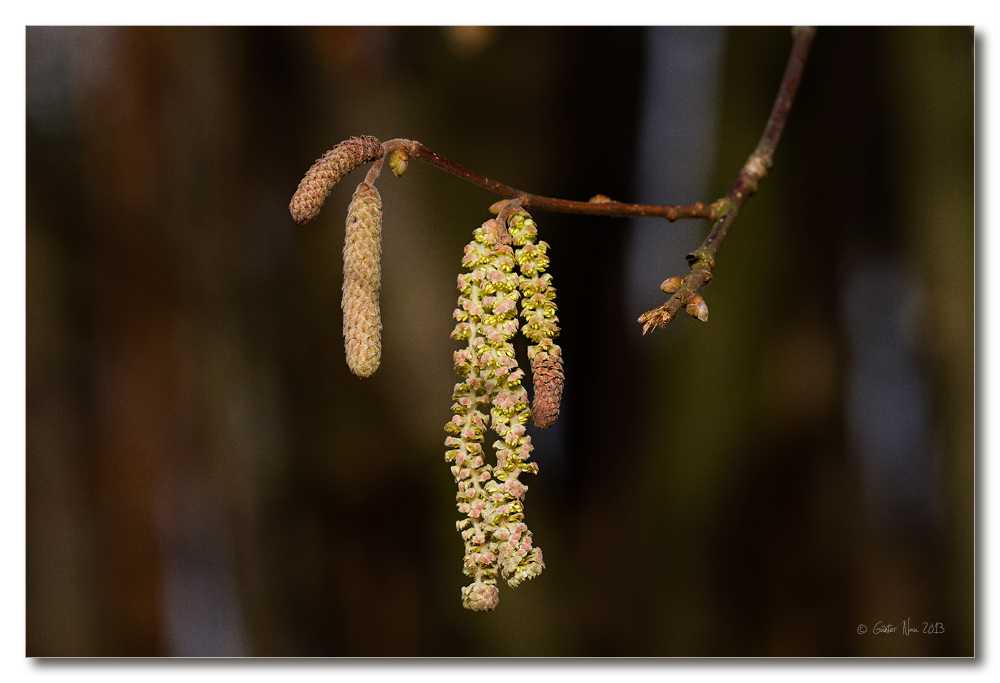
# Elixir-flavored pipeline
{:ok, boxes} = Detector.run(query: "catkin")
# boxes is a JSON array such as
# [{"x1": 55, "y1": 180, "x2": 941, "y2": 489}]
[
  {"x1": 447, "y1": 216, "x2": 545, "y2": 611},
  {"x1": 529, "y1": 348, "x2": 564, "y2": 429},
  {"x1": 506, "y1": 208, "x2": 564, "y2": 430},
  {"x1": 290, "y1": 136, "x2": 383, "y2": 224},
  {"x1": 342, "y1": 183, "x2": 383, "y2": 377}
]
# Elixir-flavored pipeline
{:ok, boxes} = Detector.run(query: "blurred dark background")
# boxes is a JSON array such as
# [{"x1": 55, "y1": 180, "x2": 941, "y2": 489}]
[{"x1": 26, "y1": 26, "x2": 974, "y2": 656}]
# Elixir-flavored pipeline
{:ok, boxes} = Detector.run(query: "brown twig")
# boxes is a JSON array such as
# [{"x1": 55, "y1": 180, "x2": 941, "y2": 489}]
[
  {"x1": 390, "y1": 139, "x2": 719, "y2": 222},
  {"x1": 637, "y1": 26, "x2": 817, "y2": 334}
]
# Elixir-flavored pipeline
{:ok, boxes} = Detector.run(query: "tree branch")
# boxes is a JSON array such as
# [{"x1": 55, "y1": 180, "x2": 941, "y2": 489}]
[
  {"x1": 637, "y1": 26, "x2": 817, "y2": 334},
  {"x1": 388, "y1": 138, "x2": 719, "y2": 222},
  {"x1": 289, "y1": 28, "x2": 817, "y2": 336}
]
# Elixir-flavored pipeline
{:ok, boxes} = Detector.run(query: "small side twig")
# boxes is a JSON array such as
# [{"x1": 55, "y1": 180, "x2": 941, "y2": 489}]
[{"x1": 638, "y1": 26, "x2": 816, "y2": 333}]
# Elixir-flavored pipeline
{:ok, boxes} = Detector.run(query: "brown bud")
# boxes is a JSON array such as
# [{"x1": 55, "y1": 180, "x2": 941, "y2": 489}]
[
  {"x1": 588, "y1": 194, "x2": 613, "y2": 204},
  {"x1": 290, "y1": 135, "x2": 383, "y2": 224},
  {"x1": 530, "y1": 348, "x2": 564, "y2": 429},
  {"x1": 660, "y1": 276, "x2": 684, "y2": 294},
  {"x1": 686, "y1": 294, "x2": 709, "y2": 322},
  {"x1": 342, "y1": 183, "x2": 383, "y2": 377}
]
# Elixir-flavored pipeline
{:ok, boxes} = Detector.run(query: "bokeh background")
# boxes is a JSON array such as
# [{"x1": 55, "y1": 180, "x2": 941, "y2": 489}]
[{"x1": 26, "y1": 26, "x2": 974, "y2": 656}]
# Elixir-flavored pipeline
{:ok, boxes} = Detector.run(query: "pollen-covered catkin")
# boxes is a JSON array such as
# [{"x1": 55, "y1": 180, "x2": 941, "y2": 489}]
[
  {"x1": 507, "y1": 210, "x2": 565, "y2": 430},
  {"x1": 342, "y1": 182, "x2": 382, "y2": 378},
  {"x1": 290, "y1": 136, "x2": 383, "y2": 224},
  {"x1": 446, "y1": 216, "x2": 545, "y2": 611}
]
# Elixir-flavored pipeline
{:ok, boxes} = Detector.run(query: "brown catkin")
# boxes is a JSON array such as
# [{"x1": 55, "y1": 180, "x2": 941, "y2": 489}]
[
  {"x1": 289, "y1": 135, "x2": 383, "y2": 224},
  {"x1": 530, "y1": 347, "x2": 564, "y2": 429},
  {"x1": 342, "y1": 183, "x2": 382, "y2": 377}
]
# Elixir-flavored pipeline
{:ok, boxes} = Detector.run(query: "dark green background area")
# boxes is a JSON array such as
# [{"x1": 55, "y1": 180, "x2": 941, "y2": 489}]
[{"x1": 26, "y1": 26, "x2": 974, "y2": 656}]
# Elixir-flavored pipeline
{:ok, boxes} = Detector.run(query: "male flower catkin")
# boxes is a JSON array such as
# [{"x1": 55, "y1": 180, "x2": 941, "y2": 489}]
[
  {"x1": 289, "y1": 135, "x2": 384, "y2": 225},
  {"x1": 446, "y1": 214, "x2": 545, "y2": 611},
  {"x1": 507, "y1": 210, "x2": 564, "y2": 430},
  {"x1": 342, "y1": 183, "x2": 382, "y2": 377}
]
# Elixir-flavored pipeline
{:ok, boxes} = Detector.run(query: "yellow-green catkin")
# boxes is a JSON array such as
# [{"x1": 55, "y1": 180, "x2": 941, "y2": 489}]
[
  {"x1": 508, "y1": 210, "x2": 564, "y2": 430},
  {"x1": 446, "y1": 217, "x2": 544, "y2": 611},
  {"x1": 342, "y1": 182, "x2": 382, "y2": 378}
]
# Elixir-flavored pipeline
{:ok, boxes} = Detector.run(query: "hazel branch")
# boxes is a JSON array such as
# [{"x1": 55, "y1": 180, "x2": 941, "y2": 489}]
[
  {"x1": 288, "y1": 28, "x2": 816, "y2": 339},
  {"x1": 385, "y1": 139, "x2": 719, "y2": 222},
  {"x1": 637, "y1": 26, "x2": 816, "y2": 334}
]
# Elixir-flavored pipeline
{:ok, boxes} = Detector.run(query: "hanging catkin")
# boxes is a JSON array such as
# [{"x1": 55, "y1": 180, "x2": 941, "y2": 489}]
[
  {"x1": 528, "y1": 346, "x2": 564, "y2": 429},
  {"x1": 289, "y1": 135, "x2": 383, "y2": 224},
  {"x1": 506, "y1": 209, "x2": 564, "y2": 430},
  {"x1": 342, "y1": 182, "x2": 383, "y2": 378}
]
